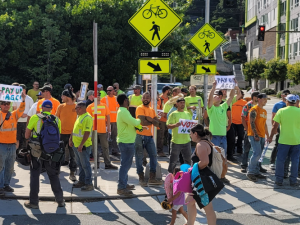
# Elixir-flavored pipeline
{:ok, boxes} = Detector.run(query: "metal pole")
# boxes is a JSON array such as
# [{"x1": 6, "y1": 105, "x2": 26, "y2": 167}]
[
  {"x1": 198, "y1": 99, "x2": 202, "y2": 124},
  {"x1": 93, "y1": 21, "x2": 98, "y2": 188},
  {"x1": 203, "y1": 0, "x2": 210, "y2": 109},
  {"x1": 151, "y1": 47, "x2": 158, "y2": 147}
]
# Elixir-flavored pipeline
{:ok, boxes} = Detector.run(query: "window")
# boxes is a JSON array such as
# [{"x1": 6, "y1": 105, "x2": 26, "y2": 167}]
[
  {"x1": 291, "y1": 18, "x2": 299, "y2": 31},
  {"x1": 294, "y1": 42, "x2": 298, "y2": 56},
  {"x1": 280, "y1": 23, "x2": 286, "y2": 38},
  {"x1": 280, "y1": 1, "x2": 286, "y2": 16},
  {"x1": 273, "y1": 9, "x2": 276, "y2": 20},
  {"x1": 295, "y1": 0, "x2": 299, "y2": 7},
  {"x1": 279, "y1": 46, "x2": 285, "y2": 59},
  {"x1": 291, "y1": 0, "x2": 294, "y2": 9},
  {"x1": 298, "y1": 40, "x2": 300, "y2": 55}
]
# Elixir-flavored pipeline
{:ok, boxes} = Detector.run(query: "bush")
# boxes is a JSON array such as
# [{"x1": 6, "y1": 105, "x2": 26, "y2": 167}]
[
  {"x1": 261, "y1": 88, "x2": 276, "y2": 95},
  {"x1": 246, "y1": 86, "x2": 252, "y2": 92},
  {"x1": 276, "y1": 91, "x2": 282, "y2": 98}
]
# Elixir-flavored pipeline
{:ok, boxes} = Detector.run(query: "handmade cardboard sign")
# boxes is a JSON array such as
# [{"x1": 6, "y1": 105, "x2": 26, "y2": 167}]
[
  {"x1": 178, "y1": 119, "x2": 198, "y2": 134},
  {"x1": 0, "y1": 84, "x2": 23, "y2": 102},
  {"x1": 157, "y1": 109, "x2": 164, "y2": 119},
  {"x1": 215, "y1": 75, "x2": 236, "y2": 89}
]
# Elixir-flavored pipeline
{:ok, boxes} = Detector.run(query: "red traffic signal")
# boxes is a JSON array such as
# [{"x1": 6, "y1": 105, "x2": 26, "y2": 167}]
[
  {"x1": 260, "y1": 26, "x2": 265, "y2": 31},
  {"x1": 258, "y1": 25, "x2": 265, "y2": 41}
]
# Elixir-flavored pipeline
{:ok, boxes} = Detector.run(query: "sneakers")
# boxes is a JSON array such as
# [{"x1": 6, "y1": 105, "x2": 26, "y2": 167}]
[
  {"x1": 69, "y1": 171, "x2": 76, "y2": 182},
  {"x1": 81, "y1": 184, "x2": 94, "y2": 191},
  {"x1": 148, "y1": 172, "x2": 163, "y2": 185},
  {"x1": 112, "y1": 152, "x2": 121, "y2": 156},
  {"x1": 290, "y1": 182, "x2": 299, "y2": 187},
  {"x1": 220, "y1": 177, "x2": 230, "y2": 184},
  {"x1": 142, "y1": 160, "x2": 148, "y2": 167},
  {"x1": 255, "y1": 174, "x2": 267, "y2": 179},
  {"x1": 138, "y1": 173, "x2": 148, "y2": 187},
  {"x1": 284, "y1": 173, "x2": 289, "y2": 178},
  {"x1": 247, "y1": 174, "x2": 258, "y2": 182},
  {"x1": 4, "y1": 185, "x2": 14, "y2": 192},
  {"x1": 24, "y1": 201, "x2": 39, "y2": 209},
  {"x1": 269, "y1": 163, "x2": 275, "y2": 170},
  {"x1": 57, "y1": 200, "x2": 66, "y2": 207},
  {"x1": 241, "y1": 167, "x2": 247, "y2": 173},
  {"x1": 126, "y1": 184, "x2": 135, "y2": 190},
  {"x1": 73, "y1": 181, "x2": 85, "y2": 188},
  {"x1": 117, "y1": 188, "x2": 133, "y2": 196},
  {"x1": 105, "y1": 164, "x2": 118, "y2": 170},
  {"x1": 259, "y1": 165, "x2": 267, "y2": 173},
  {"x1": 157, "y1": 152, "x2": 167, "y2": 157},
  {"x1": 0, "y1": 188, "x2": 4, "y2": 196}
]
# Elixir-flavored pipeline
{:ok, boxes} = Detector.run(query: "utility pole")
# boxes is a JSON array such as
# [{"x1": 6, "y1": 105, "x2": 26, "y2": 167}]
[
  {"x1": 151, "y1": 47, "x2": 158, "y2": 147},
  {"x1": 203, "y1": 0, "x2": 210, "y2": 109}
]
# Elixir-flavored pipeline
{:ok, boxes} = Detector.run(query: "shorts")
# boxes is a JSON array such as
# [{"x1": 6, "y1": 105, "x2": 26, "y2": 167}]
[
  {"x1": 172, "y1": 204, "x2": 183, "y2": 211},
  {"x1": 17, "y1": 122, "x2": 27, "y2": 141}
]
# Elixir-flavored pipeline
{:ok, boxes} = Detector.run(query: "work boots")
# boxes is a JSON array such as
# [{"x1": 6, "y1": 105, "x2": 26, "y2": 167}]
[
  {"x1": 148, "y1": 172, "x2": 163, "y2": 185},
  {"x1": 138, "y1": 173, "x2": 148, "y2": 187},
  {"x1": 69, "y1": 171, "x2": 76, "y2": 182}
]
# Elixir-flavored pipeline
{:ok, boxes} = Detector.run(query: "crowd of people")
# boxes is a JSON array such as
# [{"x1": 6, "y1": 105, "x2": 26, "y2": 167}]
[{"x1": 0, "y1": 80, "x2": 300, "y2": 225}]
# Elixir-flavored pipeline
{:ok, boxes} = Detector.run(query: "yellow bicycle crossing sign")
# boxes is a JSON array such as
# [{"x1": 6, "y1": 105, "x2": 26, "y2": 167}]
[
  {"x1": 189, "y1": 23, "x2": 225, "y2": 57},
  {"x1": 128, "y1": 0, "x2": 182, "y2": 47}
]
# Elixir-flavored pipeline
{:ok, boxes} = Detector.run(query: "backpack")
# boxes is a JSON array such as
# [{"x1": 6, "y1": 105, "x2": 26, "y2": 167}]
[{"x1": 38, "y1": 114, "x2": 60, "y2": 153}]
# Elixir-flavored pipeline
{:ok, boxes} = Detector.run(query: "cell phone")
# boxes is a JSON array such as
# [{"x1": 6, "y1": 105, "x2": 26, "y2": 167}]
[{"x1": 82, "y1": 146, "x2": 86, "y2": 151}]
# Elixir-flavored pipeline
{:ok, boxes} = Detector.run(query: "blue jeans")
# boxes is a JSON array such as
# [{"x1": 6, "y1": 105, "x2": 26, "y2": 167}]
[
  {"x1": 247, "y1": 136, "x2": 265, "y2": 175},
  {"x1": 275, "y1": 144, "x2": 300, "y2": 184},
  {"x1": 135, "y1": 135, "x2": 157, "y2": 175},
  {"x1": 241, "y1": 132, "x2": 252, "y2": 168},
  {"x1": 211, "y1": 135, "x2": 227, "y2": 155},
  {"x1": 118, "y1": 142, "x2": 135, "y2": 190},
  {"x1": 0, "y1": 144, "x2": 16, "y2": 188},
  {"x1": 73, "y1": 145, "x2": 92, "y2": 185}
]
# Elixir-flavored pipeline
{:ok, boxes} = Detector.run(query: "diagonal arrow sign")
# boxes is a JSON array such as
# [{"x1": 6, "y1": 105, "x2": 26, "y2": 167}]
[
  {"x1": 202, "y1": 66, "x2": 211, "y2": 73},
  {"x1": 147, "y1": 62, "x2": 162, "y2": 72}
]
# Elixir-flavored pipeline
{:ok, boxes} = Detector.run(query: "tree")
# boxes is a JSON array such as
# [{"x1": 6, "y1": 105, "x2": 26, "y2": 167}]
[
  {"x1": 287, "y1": 62, "x2": 300, "y2": 85},
  {"x1": 262, "y1": 58, "x2": 288, "y2": 83},
  {"x1": 243, "y1": 58, "x2": 266, "y2": 90}
]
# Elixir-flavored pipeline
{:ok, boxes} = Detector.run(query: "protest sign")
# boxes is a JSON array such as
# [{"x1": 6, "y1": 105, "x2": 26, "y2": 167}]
[
  {"x1": 78, "y1": 82, "x2": 89, "y2": 101},
  {"x1": 157, "y1": 109, "x2": 164, "y2": 120},
  {"x1": 0, "y1": 84, "x2": 23, "y2": 102},
  {"x1": 178, "y1": 119, "x2": 198, "y2": 134},
  {"x1": 215, "y1": 75, "x2": 236, "y2": 89}
]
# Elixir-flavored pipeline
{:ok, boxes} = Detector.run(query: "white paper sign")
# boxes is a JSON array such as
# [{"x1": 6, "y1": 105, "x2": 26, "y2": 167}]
[
  {"x1": 157, "y1": 109, "x2": 164, "y2": 119},
  {"x1": 178, "y1": 119, "x2": 198, "y2": 134},
  {"x1": 215, "y1": 75, "x2": 236, "y2": 89},
  {"x1": 0, "y1": 84, "x2": 23, "y2": 102},
  {"x1": 78, "y1": 82, "x2": 89, "y2": 101}
]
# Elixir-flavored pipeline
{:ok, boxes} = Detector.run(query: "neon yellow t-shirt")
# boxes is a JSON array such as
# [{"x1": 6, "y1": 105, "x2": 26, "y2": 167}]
[
  {"x1": 273, "y1": 106, "x2": 300, "y2": 145},
  {"x1": 207, "y1": 102, "x2": 229, "y2": 136},
  {"x1": 167, "y1": 111, "x2": 192, "y2": 144},
  {"x1": 185, "y1": 96, "x2": 204, "y2": 117},
  {"x1": 72, "y1": 112, "x2": 93, "y2": 147}
]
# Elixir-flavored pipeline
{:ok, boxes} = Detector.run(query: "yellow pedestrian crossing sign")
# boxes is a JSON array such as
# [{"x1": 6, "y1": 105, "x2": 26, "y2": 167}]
[
  {"x1": 128, "y1": 0, "x2": 182, "y2": 47},
  {"x1": 189, "y1": 23, "x2": 225, "y2": 57},
  {"x1": 195, "y1": 64, "x2": 217, "y2": 75},
  {"x1": 139, "y1": 59, "x2": 171, "y2": 74}
]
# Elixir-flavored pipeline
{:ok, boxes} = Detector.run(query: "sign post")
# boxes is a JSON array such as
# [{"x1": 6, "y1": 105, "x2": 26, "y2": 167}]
[
  {"x1": 92, "y1": 21, "x2": 98, "y2": 189},
  {"x1": 151, "y1": 47, "x2": 158, "y2": 147}
]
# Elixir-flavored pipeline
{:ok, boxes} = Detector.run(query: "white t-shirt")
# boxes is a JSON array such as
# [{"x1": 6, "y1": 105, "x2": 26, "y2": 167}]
[
  {"x1": 28, "y1": 102, "x2": 38, "y2": 117},
  {"x1": 13, "y1": 95, "x2": 34, "y2": 122}
]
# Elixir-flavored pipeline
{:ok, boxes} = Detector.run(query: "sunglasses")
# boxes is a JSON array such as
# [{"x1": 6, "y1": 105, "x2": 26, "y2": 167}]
[
  {"x1": 107, "y1": 90, "x2": 113, "y2": 92},
  {"x1": 1, "y1": 102, "x2": 10, "y2": 106}
]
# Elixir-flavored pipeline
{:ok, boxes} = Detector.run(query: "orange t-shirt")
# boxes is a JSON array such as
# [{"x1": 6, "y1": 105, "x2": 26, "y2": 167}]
[
  {"x1": 100, "y1": 96, "x2": 119, "y2": 123},
  {"x1": 0, "y1": 102, "x2": 25, "y2": 143},
  {"x1": 36, "y1": 97, "x2": 60, "y2": 115},
  {"x1": 136, "y1": 105, "x2": 156, "y2": 136},
  {"x1": 87, "y1": 102, "x2": 110, "y2": 134},
  {"x1": 232, "y1": 99, "x2": 247, "y2": 125},
  {"x1": 159, "y1": 94, "x2": 169, "y2": 122},
  {"x1": 247, "y1": 105, "x2": 267, "y2": 138},
  {"x1": 55, "y1": 103, "x2": 77, "y2": 134}
]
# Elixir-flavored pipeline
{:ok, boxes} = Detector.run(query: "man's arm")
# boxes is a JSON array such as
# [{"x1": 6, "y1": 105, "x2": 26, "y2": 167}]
[
  {"x1": 226, "y1": 110, "x2": 231, "y2": 131},
  {"x1": 226, "y1": 86, "x2": 238, "y2": 106},
  {"x1": 268, "y1": 122, "x2": 279, "y2": 143},
  {"x1": 271, "y1": 112, "x2": 276, "y2": 125},
  {"x1": 208, "y1": 81, "x2": 216, "y2": 109},
  {"x1": 25, "y1": 128, "x2": 32, "y2": 140},
  {"x1": 265, "y1": 123, "x2": 269, "y2": 139},
  {"x1": 241, "y1": 116, "x2": 248, "y2": 131},
  {"x1": 106, "y1": 115, "x2": 111, "y2": 133},
  {"x1": 166, "y1": 113, "x2": 181, "y2": 129},
  {"x1": 203, "y1": 109, "x2": 209, "y2": 127},
  {"x1": 249, "y1": 110, "x2": 259, "y2": 141}
]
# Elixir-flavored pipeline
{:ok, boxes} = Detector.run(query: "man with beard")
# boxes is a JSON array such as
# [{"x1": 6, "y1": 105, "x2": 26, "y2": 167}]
[{"x1": 135, "y1": 92, "x2": 163, "y2": 186}]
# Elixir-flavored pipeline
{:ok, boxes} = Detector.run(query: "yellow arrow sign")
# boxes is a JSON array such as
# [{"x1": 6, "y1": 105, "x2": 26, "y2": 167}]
[
  {"x1": 139, "y1": 59, "x2": 171, "y2": 74},
  {"x1": 189, "y1": 23, "x2": 225, "y2": 57},
  {"x1": 195, "y1": 64, "x2": 217, "y2": 75},
  {"x1": 129, "y1": 0, "x2": 182, "y2": 47}
]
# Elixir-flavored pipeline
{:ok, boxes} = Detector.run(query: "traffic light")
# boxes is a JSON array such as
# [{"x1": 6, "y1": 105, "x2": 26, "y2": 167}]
[
  {"x1": 223, "y1": 0, "x2": 237, "y2": 8},
  {"x1": 258, "y1": 25, "x2": 265, "y2": 41}
]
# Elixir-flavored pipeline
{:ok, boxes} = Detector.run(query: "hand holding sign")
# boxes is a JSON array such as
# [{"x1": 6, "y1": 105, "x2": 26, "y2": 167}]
[{"x1": 215, "y1": 75, "x2": 236, "y2": 89}]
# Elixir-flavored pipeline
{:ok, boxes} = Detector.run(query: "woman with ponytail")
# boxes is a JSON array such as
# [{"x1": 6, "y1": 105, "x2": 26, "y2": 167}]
[{"x1": 186, "y1": 124, "x2": 216, "y2": 225}]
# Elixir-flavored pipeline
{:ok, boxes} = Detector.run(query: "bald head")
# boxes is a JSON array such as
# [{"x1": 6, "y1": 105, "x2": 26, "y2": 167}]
[{"x1": 107, "y1": 86, "x2": 115, "y2": 97}]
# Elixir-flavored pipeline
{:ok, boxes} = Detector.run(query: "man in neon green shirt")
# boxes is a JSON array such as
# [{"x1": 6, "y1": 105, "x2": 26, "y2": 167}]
[
  {"x1": 69, "y1": 102, "x2": 94, "y2": 192},
  {"x1": 24, "y1": 100, "x2": 64, "y2": 209},
  {"x1": 128, "y1": 85, "x2": 142, "y2": 118},
  {"x1": 185, "y1": 85, "x2": 204, "y2": 119},
  {"x1": 113, "y1": 82, "x2": 124, "y2": 96},
  {"x1": 167, "y1": 97, "x2": 192, "y2": 173},
  {"x1": 116, "y1": 94, "x2": 141, "y2": 196},
  {"x1": 97, "y1": 84, "x2": 107, "y2": 98}
]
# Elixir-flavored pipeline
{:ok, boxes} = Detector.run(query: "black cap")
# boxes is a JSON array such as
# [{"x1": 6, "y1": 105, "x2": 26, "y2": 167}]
[
  {"x1": 64, "y1": 84, "x2": 72, "y2": 90},
  {"x1": 282, "y1": 89, "x2": 290, "y2": 95},
  {"x1": 181, "y1": 88, "x2": 188, "y2": 93},
  {"x1": 39, "y1": 85, "x2": 52, "y2": 92},
  {"x1": 214, "y1": 90, "x2": 223, "y2": 96},
  {"x1": 251, "y1": 91, "x2": 260, "y2": 98},
  {"x1": 176, "y1": 97, "x2": 185, "y2": 103},
  {"x1": 257, "y1": 93, "x2": 267, "y2": 99}
]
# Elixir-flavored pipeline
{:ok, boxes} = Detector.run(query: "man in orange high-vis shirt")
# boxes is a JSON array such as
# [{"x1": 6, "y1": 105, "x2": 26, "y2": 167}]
[
  {"x1": 101, "y1": 86, "x2": 120, "y2": 156},
  {"x1": 87, "y1": 95, "x2": 118, "y2": 170},
  {"x1": 0, "y1": 92, "x2": 26, "y2": 196},
  {"x1": 36, "y1": 85, "x2": 60, "y2": 115}
]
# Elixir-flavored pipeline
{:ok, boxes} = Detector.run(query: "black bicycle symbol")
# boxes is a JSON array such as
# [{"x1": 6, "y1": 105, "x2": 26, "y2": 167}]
[
  {"x1": 143, "y1": 4, "x2": 168, "y2": 19},
  {"x1": 198, "y1": 29, "x2": 215, "y2": 39}
]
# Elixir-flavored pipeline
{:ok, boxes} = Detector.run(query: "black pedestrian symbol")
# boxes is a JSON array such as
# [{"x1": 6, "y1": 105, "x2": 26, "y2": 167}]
[
  {"x1": 150, "y1": 21, "x2": 160, "y2": 40},
  {"x1": 203, "y1": 40, "x2": 210, "y2": 52}
]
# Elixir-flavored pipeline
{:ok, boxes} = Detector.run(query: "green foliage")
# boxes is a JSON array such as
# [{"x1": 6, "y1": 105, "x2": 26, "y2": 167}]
[
  {"x1": 276, "y1": 90, "x2": 300, "y2": 98},
  {"x1": 223, "y1": 51, "x2": 247, "y2": 64},
  {"x1": 243, "y1": 58, "x2": 266, "y2": 81},
  {"x1": 260, "y1": 88, "x2": 276, "y2": 95},
  {"x1": 287, "y1": 62, "x2": 300, "y2": 85},
  {"x1": 246, "y1": 86, "x2": 252, "y2": 91},
  {"x1": 262, "y1": 58, "x2": 288, "y2": 83}
]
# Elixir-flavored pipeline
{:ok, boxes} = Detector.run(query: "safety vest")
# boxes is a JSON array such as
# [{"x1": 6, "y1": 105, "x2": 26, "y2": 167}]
[
  {"x1": 91, "y1": 105, "x2": 106, "y2": 120},
  {"x1": 32, "y1": 114, "x2": 60, "y2": 138},
  {"x1": 129, "y1": 94, "x2": 142, "y2": 108},
  {"x1": 105, "y1": 96, "x2": 118, "y2": 114},
  {"x1": 73, "y1": 114, "x2": 93, "y2": 138}
]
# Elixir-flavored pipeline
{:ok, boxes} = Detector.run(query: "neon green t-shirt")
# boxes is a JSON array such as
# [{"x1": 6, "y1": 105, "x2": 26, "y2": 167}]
[
  {"x1": 167, "y1": 111, "x2": 192, "y2": 144},
  {"x1": 117, "y1": 107, "x2": 141, "y2": 143},
  {"x1": 99, "y1": 90, "x2": 107, "y2": 98},
  {"x1": 129, "y1": 94, "x2": 142, "y2": 107},
  {"x1": 185, "y1": 96, "x2": 204, "y2": 117},
  {"x1": 273, "y1": 106, "x2": 300, "y2": 145},
  {"x1": 27, "y1": 89, "x2": 40, "y2": 103},
  {"x1": 207, "y1": 102, "x2": 229, "y2": 136},
  {"x1": 72, "y1": 112, "x2": 93, "y2": 147},
  {"x1": 27, "y1": 112, "x2": 61, "y2": 138}
]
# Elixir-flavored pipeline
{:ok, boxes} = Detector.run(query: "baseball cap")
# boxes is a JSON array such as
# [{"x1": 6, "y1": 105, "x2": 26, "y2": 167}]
[
  {"x1": 42, "y1": 100, "x2": 53, "y2": 108},
  {"x1": 87, "y1": 90, "x2": 94, "y2": 97},
  {"x1": 251, "y1": 91, "x2": 260, "y2": 98},
  {"x1": 181, "y1": 88, "x2": 188, "y2": 93},
  {"x1": 97, "y1": 84, "x2": 103, "y2": 89},
  {"x1": 133, "y1": 85, "x2": 142, "y2": 90},
  {"x1": 19, "y1": 84, "x2": 26, "y2": 90},
  {"x1": 257, "y1": 93, "x2": 267, "y2": 99},
  {"x1": 36, "y1": 91, "x2": 42, "y2": 96},
  {"x1": 40, "y1": 85, "x2": 52, "y2": 92},
  {"x1": 296, "y1": 95, "x2": 299, "y2": 101},
  {"x1": 64, "y1": 84, "x2": 72, "y2": 90},
  {"x1": 282, "y1": 89, "x2": 291, "y2": 95},
  {"x1": 286, "y1": 94, "x2": 297, "y2": 103},
  {"x1": 176, "y1": 97, "x2": 185, "y2": 103},
  {"x1": 214, "y1": 90, "x2": 223, "y2": 96}
]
